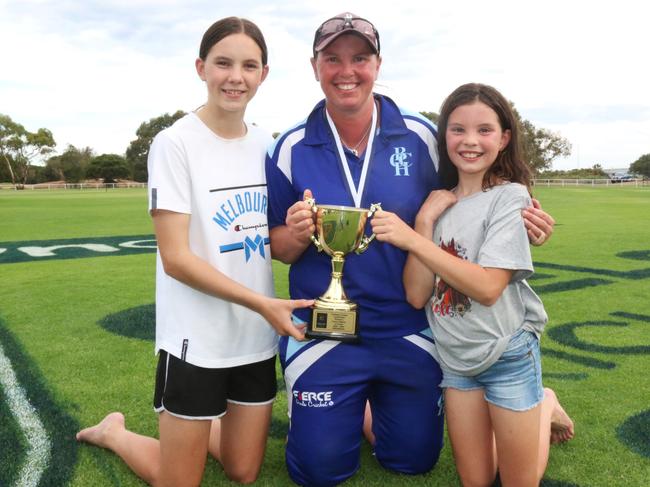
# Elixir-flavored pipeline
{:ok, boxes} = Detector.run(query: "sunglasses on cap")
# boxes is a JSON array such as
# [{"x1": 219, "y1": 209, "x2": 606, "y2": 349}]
[{"x1": 313, "y1": 13, "x2": 380, "y2": 55}]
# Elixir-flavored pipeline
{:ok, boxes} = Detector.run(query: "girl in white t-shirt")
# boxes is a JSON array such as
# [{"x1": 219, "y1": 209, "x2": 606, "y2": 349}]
[
  {"x1": 77, "y1": 17, "x2": 312, "y2": 486},
  {"x1": 370, "y1": 83, "x2": 574, "y2": 486}
]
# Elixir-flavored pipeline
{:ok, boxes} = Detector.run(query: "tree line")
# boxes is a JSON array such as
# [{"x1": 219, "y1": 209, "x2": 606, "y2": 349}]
[
  {"x1": 0, "y1": 110, "x2": 185, "y2": 188},
  {"x1": 1, "y1": 109, "x2": 648, "y2": 189}
]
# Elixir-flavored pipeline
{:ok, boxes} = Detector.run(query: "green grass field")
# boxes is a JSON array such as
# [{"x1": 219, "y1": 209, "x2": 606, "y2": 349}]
[{"x1": 0, "y1": 187, "x2": 649, "y2": 486}]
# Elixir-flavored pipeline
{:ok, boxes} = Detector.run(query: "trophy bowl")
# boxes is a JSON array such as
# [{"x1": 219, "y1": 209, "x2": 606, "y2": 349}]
[{"x1": 305, "y1": 200, "x2": 381, "y2": 342}]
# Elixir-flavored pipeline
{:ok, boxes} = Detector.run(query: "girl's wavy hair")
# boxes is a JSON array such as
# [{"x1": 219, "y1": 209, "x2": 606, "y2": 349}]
[
  {"x1": 199, "y1": 17, "x2": 268, "y2": 65},
  {"x1": 436, "y1": 83, "x2": 531, "y2": 192}
]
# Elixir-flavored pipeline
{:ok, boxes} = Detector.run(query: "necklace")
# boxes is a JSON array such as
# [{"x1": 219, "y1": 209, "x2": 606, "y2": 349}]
[{"x1": 341, "y1": 121, "x2": 373, "y2": 157}]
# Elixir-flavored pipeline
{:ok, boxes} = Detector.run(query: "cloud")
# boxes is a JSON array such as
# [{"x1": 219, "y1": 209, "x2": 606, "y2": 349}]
[
  {"x1": 522, "y1": 105, "x2": 650, "y2": 125},
  {"x1": 0, "y1": 0, "x2": 648, "y2": 170}
]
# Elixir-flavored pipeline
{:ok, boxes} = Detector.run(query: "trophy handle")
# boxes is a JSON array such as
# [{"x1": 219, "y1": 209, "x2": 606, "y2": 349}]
[
  {"x1": 355, "y1": 203, "x2": 382, "y2": 254},
  {"x1": 305, "y1": 197, "x2": 324, "y2": 252},
  {"x1": 310, "y1": 234, "x2": 323, "y2": 252}
]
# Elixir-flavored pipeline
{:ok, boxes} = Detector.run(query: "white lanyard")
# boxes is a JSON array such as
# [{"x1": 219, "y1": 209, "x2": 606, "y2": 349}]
[{"x1": 325, "y1": 102, "x2": 377, "y2": 208}]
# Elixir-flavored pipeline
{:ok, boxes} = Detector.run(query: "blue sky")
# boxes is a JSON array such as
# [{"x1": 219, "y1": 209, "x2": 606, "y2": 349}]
[{"x1": 1, "y1": 0, "x2": 648, "y2": 170}]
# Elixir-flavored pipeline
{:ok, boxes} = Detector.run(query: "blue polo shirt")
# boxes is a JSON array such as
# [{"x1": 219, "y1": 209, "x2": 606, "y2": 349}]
[{"x1": 266, "y1": 94, "x2": 440, "y2": 339}]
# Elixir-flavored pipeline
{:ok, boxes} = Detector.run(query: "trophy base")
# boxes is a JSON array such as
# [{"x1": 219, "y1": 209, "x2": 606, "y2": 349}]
[{"x1": 306, "y1": 305, "x2": 359, "y2": 342}]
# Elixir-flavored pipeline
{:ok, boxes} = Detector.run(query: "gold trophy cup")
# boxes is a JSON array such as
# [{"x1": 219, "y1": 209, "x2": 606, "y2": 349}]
[{"x1": 305, "y1": 199, "x2": 381, "y2": 342}]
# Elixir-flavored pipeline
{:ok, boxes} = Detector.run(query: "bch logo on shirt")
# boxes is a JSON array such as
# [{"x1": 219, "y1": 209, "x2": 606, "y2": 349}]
[
  {"x1": 389, "y1": 147, "x2": 413, "y2": 176},
  {"x1": 210, "y1": 185, "x2": 270, "y2": 262}
]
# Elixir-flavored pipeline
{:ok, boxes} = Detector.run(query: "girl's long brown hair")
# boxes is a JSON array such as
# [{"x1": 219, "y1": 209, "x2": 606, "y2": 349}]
[{"x1": 437, "y1": 83, "x2": 531, "y2": 193}]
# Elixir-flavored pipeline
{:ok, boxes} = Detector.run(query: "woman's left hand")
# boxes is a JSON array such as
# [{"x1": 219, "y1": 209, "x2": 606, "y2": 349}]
[{"x1": 523, "y1": 199, "x2": 555, "y2": 246}]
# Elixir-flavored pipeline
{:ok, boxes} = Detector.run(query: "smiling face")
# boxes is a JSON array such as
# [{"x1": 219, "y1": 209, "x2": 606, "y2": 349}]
[
  {"x1": 311, "y1": 33, "x2": 381, "y2": 118},
  {"x1": 195, "y1": 32, "x2": 268, "y2": 116},
  {"x1": 445, "y1": 101, "x2": 511, "y2": 183}
]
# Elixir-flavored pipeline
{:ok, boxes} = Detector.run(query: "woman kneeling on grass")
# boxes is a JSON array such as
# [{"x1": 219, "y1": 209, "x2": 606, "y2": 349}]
[
  {"x1": 370, "y1": 83, "x2": 574, "y2": 486},
  {"x1": 76, "y1": 17, "x2": 312, "y2": 486}
]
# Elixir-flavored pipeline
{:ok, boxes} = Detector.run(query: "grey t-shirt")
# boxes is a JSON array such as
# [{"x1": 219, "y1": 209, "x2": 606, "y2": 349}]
[{"x1": 425, "y1": 182, "x2": 548, "y2": 376}]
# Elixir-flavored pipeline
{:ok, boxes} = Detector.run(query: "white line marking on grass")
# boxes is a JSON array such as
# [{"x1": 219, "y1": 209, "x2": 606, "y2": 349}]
[
  {"x1": 119, "y1": 239, "x2": 157, "y2": 249},
  {"x1": 18, "y1": 244, "x2": 120, "y2": 257},
  {"x1": 0, "y1": 342, "x2": 51, "y2": 487}
]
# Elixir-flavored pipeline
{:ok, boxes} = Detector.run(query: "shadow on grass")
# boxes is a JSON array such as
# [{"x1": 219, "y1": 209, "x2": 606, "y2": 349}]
[
  {"x1": 98, "y1": 303, "x2": 155, "y2": 341},
  {"x1": 0, "y1": 317, "x2": 79, "y2": 487},
  {"x1": 540, "y1": 480, "x2": 581, "y2": 487},
  {"x1": 617, "y1": 409, "x2": 650, "y2": 458},
  {"x1": 492, "y1": 474, "x2": 580, "y2": 486},
  {"x1": 0, "y1": 387, "x2": 26, "y2": 487},
  {"x1": 269, "y1": 416, "x2": 289, "y2": 440}
]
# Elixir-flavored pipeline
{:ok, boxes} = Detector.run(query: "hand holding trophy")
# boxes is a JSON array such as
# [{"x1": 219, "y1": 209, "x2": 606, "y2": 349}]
[{"x1": 305, "y1": 197, "x2": 381, "y2": 342}]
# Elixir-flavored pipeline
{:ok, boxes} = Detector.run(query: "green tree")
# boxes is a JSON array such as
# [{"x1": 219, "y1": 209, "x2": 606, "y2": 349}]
[
  {"x1": 29, "y1": 165, "x2": 48, "y2": 184},
  {"x1": 629, "y1": 153, "x2": 650, "y2": 179},
  {"x1": 126, "y1": 110, "x2": 186, "y2": 182},
  {"x1": 86, "y1": 154, "x2": 130, "y2": 183},
  {"x1": 0, "y1": 114, "x2": 56, "y2": 188},
  {"x1": 513, "y1": 107, "x2": 571, "y2": 174},
  {"x1": 0, "y1": 152, "x2": 14, "y2": 182},
  {"x1": 591, "y1": 164, "x2": 607, "y2": 176},
  {"x1": 45, "y1": 145, "x2": 94, "y2": 182},
  {"x1": 417, "y1": 108, "x2": 569, "y2": 174},
  {"x1": 420, "y1": 111, "x2": 439, "y2": 124},
  {"x1": 538, "y1": 166, "x2": 609, "y2": 179},
  {"x1": 42, "y1": 158, "x2": 61, "y2": 182}
]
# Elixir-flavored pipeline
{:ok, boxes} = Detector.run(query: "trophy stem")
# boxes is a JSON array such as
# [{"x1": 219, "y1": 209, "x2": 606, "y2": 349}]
[{"x1": 318, "y1": 254, "x2": 351, "y2": 305}]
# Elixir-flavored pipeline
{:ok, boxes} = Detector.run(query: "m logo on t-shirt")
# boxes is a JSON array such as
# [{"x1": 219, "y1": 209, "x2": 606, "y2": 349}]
[
  {"x1": 219, "y1": 234, "x2": 269, "y2": 262},
  {"x1": 210, "y1": 184, "x2": 270, "y2": 263}
]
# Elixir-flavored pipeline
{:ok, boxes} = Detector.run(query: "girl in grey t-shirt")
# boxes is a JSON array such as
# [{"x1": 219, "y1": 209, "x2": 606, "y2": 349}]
[{"x1": 371, "y1": 83, "x2": 574, "y2": 486}]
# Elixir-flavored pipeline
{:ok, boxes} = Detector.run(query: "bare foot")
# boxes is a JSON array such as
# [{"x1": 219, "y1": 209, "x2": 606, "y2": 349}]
[
  {"x1": 76, "y1": 412, "x2": 125, "y2": 448},
  {"x1": 545, "y1": 388, "x2": 574, "y2": 444}
]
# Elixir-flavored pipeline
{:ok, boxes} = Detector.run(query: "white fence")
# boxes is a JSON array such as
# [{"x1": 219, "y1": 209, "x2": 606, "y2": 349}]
[
  {"x1": 0, "y1": 182, "x2": 147, "y2": 191},
  {"x1": 532, "y1": 178, "x2": 647, "y2": 187},
  {"x1": 1, "y1": 180, "x2": 647, "y2": 191}
]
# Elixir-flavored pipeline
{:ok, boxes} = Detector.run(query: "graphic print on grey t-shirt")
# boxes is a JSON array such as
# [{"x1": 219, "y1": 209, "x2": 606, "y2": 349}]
[{"x1": 431, "y1": 238, "x2": 472, "y2": 317}]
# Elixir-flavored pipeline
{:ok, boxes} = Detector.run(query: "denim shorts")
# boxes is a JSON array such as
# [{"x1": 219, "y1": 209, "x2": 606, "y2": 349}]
[{"x1": 440, "y1": 328, "x2": 544, "y2": 412}]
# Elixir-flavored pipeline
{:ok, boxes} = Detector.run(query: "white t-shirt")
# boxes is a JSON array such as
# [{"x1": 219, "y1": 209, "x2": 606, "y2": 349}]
[{"x1": 147, "y1": 112, "x2": 277, "y2": 368}]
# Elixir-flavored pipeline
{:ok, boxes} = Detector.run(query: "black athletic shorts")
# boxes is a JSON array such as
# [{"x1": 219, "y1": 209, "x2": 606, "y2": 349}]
[{"x1": 153, "y1": 350, "x2": 277, "y2": 419}]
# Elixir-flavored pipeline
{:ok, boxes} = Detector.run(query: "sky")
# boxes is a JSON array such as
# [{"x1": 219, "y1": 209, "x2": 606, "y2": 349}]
[{"x1": 1, "y1": 0, "x2": 648, "y2": 171}]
